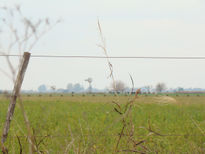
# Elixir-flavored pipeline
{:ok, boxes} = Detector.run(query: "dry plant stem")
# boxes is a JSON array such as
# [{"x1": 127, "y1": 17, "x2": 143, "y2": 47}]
[
  {"x1": 1, "y1": 52, "x2": 30, "y2": 153},
  {"x1": 16, "y1": 135, "x2": 23, "y2": 154},
  {"x1": 79, "y1": 119, "x2": 86, "y2": 148},
  {"x1": 191, "y1": 117, "x2": 205, "y2": 136},
  {"x1": 115, "y1": 123, "x2": 126, "y2": 153},
  {"x1": 114, "y1": 90, "x2": 141, "y2": 153},
  {"x1": 34, "y1": 134, "x2": 50, "y2": 149},
  {"x1": 0, "y1": 52, "x2": 16, "y2": 82},
  {"x1": 0, "y1": 5, "x2": 60, "y2": 82},
  {"x1": 97, "y1": 20, "x2": 141, "y2": 153},
  {"x1": 98, "y1": 20, "x2": 120, "y2": 152},
  {"x1": 18, "y1": 96, "x2": 36, "y2": 154},
  {"x1": 117, "y1": 149, "x2": 146, "y2": 154},
  {"x1": 68, "y1": 124, "x2": 76, "y2": 152},
  {"x1": 97, "y1": 20, "x2": 116, "y2": 92},
  {"x1": 145, "y1": 116, "x2": 164, "y2": 137},
  {"x1": 13, "y1": 118, "x2": 45, "y2": 154},
  {"x1": 64, "y1": 139, "x2": 75, "y2": 154},
  {"x1": 114, "y1": 98, "x2": 136, "y2": 153}
]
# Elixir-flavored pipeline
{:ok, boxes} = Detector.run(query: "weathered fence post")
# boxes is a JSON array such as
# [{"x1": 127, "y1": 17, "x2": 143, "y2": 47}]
[{"x1": 1, "y1": 52, "x2": 31, "y2": 153}]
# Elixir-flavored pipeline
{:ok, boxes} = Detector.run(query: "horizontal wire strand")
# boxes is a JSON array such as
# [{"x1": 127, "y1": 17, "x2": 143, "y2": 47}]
[{"x1": 1, "y1": 54, "x2": 205, "y2": 59}]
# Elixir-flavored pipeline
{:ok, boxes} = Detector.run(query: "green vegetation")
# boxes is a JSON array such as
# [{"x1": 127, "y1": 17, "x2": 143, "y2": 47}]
[{"x1": 0, "y1": 95, "x2": 205, "y2": 153}]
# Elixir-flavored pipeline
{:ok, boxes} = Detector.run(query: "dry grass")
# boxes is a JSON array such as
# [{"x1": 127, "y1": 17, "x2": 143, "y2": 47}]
[{"x1": 154, "y1": 96, "x2": 177, "y2": 104}]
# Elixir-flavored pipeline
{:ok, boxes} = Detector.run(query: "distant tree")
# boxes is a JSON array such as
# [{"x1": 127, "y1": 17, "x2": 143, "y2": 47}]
[
  {"x1": 144, "y1": 85, "x2": 152, "y2": 94},
  {"x1": 156, "y1": 83, "x2": 166, "y2": 93},
  {"x1": 50, "y1": 86, "x2": 56, "y2": 92},
  {"x1": 111, "y1": 80, "x2": 126, "y2": 93},
  {"x1": 38, "y1": 84, "x2": 47, "y2": 93},
  {"x1": 177, "y1": 87, "x2": 184, "y2": 92},
  {"x1": 56, "y1": 88, "x2": 65, "y2": 93},
  {"x1": 67, "y1": 83, "x2": 73, "y2": 92},
  {"x1": 3, "y1": 90, "x2": 10, "y2": 98},
  {"x1": 73, "y1": 83, "x2": 84, "y2": 93}
]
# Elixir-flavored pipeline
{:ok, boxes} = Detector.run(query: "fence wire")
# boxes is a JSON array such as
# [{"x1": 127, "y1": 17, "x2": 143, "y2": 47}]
[{"x1": 1, "y1": 54, "x2": 205, "y2": 59}]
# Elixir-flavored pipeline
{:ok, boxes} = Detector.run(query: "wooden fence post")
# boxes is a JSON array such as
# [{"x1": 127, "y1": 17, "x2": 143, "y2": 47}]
[{"x1": 1, "y1": 52, "x2": 31, "y2": 152}]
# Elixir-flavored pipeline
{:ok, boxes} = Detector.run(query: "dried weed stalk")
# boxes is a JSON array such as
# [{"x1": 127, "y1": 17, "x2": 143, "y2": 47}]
[
  {"x1": 97, "y1": 20, "x2": 165, "y2": 153},
  {"x1": 97, "y1": 20, "x2": 147, "y2": 153},
  {"x1": 0, "y1": 5, "x2": 60, "y2": 82}
]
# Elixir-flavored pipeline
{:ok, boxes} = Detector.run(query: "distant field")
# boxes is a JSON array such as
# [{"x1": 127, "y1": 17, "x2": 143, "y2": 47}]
[{"x1": 0, "y1": 95, "x2": 205, "y2": 153}]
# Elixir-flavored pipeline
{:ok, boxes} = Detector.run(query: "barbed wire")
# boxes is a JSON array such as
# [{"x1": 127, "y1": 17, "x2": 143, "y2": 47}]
[{"x1": 1, "y1": 54, "x2": 205, "y2": 59}]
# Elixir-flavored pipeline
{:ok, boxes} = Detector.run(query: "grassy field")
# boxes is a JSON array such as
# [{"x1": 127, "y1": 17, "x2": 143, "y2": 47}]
[{"x1": 0, "y1": 94, "x2": 205, "y2": 153}]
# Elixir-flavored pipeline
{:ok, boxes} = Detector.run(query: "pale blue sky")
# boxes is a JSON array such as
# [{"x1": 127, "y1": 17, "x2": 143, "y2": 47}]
[{"x1": 1, "y1": 0, "x2": 205, "y2": 90}]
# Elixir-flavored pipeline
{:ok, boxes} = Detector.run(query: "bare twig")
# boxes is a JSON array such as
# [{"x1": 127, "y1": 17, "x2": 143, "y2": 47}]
[{"x1": 0, "y1": 5, "x2": 60, "y2": 80}]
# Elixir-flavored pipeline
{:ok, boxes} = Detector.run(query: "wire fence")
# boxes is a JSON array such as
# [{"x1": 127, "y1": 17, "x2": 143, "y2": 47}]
[{"x1": 1, "y1": 54, "x2": 205, "y2": 59}]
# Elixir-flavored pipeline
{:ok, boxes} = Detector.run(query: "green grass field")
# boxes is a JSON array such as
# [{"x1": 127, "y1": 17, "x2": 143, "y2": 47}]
[{"x1": 0, "y1": 94, "x2": 205, "y2": 153}]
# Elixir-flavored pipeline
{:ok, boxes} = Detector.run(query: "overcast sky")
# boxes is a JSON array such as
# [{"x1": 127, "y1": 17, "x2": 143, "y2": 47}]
[{"x1": 1, "y1": 0, "x2": 205, "y2": 90}]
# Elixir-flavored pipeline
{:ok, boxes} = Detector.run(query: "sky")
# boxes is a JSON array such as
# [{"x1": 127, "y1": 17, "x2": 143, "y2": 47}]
[{"x1": 1, "y1": 0, "x2": 205, "y2": 90}]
